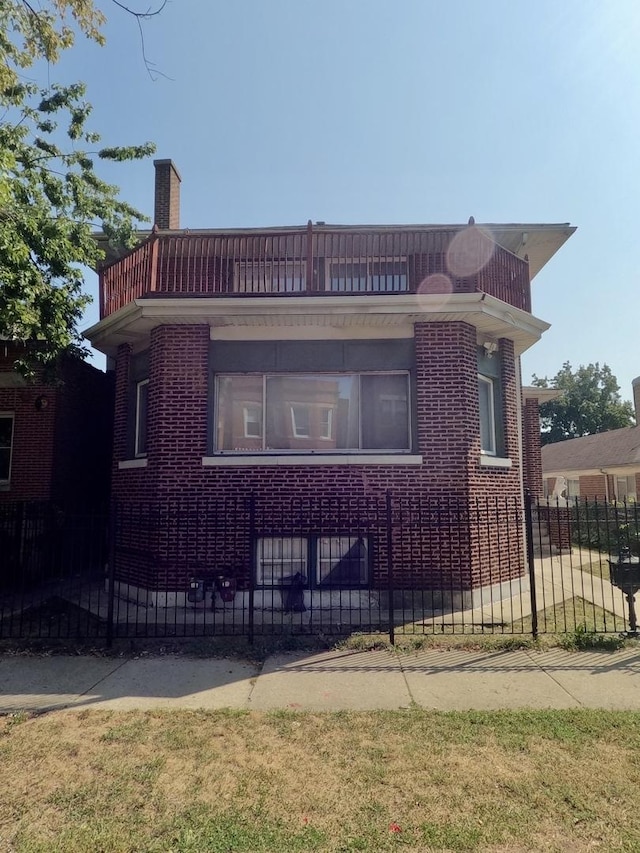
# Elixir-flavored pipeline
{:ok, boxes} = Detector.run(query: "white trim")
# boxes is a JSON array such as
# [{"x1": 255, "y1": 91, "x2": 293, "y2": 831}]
[
  {"x1": 84, "y1": 293, "x2": 550, "y2": 358},
  {"x1": 479, "y1": 455, "x2": 512, "y2": 469},
  {"x1": 118, "y1": 458, "x2": 148, "y2": 469},
  {"x1": 202, "y1": 454, "x2": 423, "y2": 467}
]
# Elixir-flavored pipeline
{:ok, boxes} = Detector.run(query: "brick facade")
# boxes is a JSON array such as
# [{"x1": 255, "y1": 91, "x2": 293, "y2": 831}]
[{"x1": 111, "y1": 322, "x2": 525, "y2": 596}]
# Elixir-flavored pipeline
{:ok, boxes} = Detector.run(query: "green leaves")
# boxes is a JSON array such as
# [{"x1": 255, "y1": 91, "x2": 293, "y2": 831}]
[
  {"x1": 0, "y1": 3, "x2": 156, "y2": 371},
  {"x1": 533, "y1": 362, "x2": 635, "y2": 445}
]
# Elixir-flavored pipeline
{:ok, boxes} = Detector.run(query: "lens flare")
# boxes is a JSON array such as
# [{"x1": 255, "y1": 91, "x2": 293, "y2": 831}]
[
  {"x1": 446, "y1": 225, "x2": 494, "y2": 278},
  {"x1": 416, "y1": 273, "x2": 454, "y2": 311}
]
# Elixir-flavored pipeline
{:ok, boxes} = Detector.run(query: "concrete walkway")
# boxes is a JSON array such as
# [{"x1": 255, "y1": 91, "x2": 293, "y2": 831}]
[{"x1": 1, "y1": 646, "x2": 638, "y2": 714}]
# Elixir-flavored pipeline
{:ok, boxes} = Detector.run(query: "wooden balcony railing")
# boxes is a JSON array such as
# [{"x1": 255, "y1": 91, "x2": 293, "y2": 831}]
[{"x1": 99, "y1": 225, "x2": 531, "y2": 319}]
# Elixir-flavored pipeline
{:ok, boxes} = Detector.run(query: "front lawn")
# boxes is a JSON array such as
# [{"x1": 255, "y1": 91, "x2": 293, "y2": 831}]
[{"x1": 2, "y1": 708, "x2": 640, "y2": 851}]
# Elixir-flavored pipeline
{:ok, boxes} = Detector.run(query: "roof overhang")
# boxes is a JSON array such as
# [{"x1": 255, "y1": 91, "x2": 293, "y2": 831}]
[
  {"x1": 84, "y1": 292, "x2": 550, "y2": 358},
  {"x1": 522, "y1": 387, "x2": 564, "y2": 403}
]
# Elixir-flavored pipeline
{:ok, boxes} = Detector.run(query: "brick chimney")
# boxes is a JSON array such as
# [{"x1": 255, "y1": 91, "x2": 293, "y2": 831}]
[
  {"x1": 153, "y1": 159, "x2": 181, "y2": 229},
  {"x1": 633, "y1": 377, "x2": 640, "y2": 425}
]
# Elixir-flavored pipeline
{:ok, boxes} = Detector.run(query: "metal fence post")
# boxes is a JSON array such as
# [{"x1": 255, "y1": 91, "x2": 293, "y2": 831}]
[
  {"x1": 105, "y1": 501, "x2": 117, "y2": 648},
  {"x1": 248, "y1": 494, "x2": 256, "y2": 645},
  {"x1": 524, "y1": 489, "x2": 538, "y2": 640},
  {"x1": 386, "y1": 490, "x2": 395, "y2": 645}
]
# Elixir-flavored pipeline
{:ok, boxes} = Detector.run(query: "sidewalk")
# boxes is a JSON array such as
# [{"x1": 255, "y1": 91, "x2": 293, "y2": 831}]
[{"x1": 1, "y1": 646, "x2": 638, "y2": 714}]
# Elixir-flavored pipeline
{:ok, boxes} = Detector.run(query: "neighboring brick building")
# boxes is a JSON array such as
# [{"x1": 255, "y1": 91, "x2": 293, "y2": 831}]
[
  {"x1": 0, "y1": 344, "x2": 113, "y2": 505},
  {"x1": 86, "y1": 159, "x2": 574, "y2": 610}
]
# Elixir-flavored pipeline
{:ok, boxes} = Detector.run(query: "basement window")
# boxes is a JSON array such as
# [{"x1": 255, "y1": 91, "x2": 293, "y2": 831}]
[{"x1": 256, "y1": 536, "x2": 370, "y2": 588}]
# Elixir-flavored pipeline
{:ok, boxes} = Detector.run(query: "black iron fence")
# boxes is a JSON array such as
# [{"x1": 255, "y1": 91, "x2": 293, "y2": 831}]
[{"x1": 1, "y1": 494, "x2": 639, "y2": 642}]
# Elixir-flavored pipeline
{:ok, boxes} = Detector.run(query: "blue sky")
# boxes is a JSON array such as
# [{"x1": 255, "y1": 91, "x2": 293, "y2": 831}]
[{"x1": 51, "y1": 0, "x2": 640, "y2": 401}]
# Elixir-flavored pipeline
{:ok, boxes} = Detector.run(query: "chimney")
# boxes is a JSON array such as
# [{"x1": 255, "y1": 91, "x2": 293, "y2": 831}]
[
  {"x1": 633, "y1": 377, "x2": 640, "y2": 425},
  {"x1": 153, "y1": 159, "x2": 181, "y2": 229}
]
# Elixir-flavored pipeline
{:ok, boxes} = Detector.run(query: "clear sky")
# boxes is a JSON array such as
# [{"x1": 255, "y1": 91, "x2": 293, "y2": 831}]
[{"x1": 50, "y1": 0, "x2": 640, "y2": 402}]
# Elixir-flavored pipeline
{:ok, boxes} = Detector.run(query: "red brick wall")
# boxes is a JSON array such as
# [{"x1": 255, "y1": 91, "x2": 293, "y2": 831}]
[
  {"x1": 111, "y1": 323, "x2": 526, "y2": 593},
  {"x1": 0, "y1": 349, "x2": 57, "y2": 502},
  {"x1": 522, "y1": 398, "x2": 543, "y2": 500},
  {"x1": 579, "y1": 474, "x2": 608, "y2": 500}
]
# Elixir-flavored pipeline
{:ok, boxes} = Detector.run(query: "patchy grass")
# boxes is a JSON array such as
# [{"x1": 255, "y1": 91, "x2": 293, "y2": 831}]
[
  {"x1": 513, "y1": 596, "x2": 626, "y2": 636},
  {"x1": 2, "y1": 709, "x2": 640, "y2": 851}
]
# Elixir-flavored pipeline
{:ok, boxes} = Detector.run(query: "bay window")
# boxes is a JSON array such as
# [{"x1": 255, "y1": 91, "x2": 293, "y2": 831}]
[{"x1": 216, "y1": 372, "x2": 410, "y2": 452}]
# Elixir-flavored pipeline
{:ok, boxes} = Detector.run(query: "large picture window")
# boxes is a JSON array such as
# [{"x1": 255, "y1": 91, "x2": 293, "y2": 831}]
[
  {"x1": 216, "y1": 372, "x2": 410, "y2": 452},
  {"x1": 256, "y1": 536, "x2": 370, "y2": 587},
  {"x1": 0, "y1": 413, "x2": 14, "y2": 484}
]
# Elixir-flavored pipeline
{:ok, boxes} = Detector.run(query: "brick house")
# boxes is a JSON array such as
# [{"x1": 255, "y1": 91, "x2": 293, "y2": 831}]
[
  {"x1": 542, "y1": 378, "x2": 640, "y2": 502},
  {"x1": 0, "y1": 343, "x2": 113, "y2": 505},
  {"x1": 85, "y1": 160, "x2": 574, "y2": 612}
]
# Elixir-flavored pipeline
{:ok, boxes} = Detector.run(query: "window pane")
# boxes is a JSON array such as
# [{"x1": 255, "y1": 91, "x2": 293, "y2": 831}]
[
  {"x1": 236, "y1": 260, "x2": 305, "y2": 293},
  {"x1": 478, "y1": 376, "x2": 496, "y2": 455},
  {"x1": 360, "y1": 374, "x2": 409, "y2": 450},
  {"x1": 317, "y1": 536, "x2": 368, "y2": 586},
  {"x1": 257, "y1": 537, "x2": 307, "y2": 585},
  {"x1": 370, "y1": 260, "x2": 408, "y2": 292},
  {"x1": 266, "y1": 375, "x2": 359, "y2": 450},
  {"x1": 329, "y1": 262, "x2": 369, "y2": 292},
  {"x1": 135, "y1": 382, "x2": 148, "y2": 457},
  {"x1": 217, "y1": 376, "x2": 264, "y2": 450},
  {"x1": 0, "y1": 416, "x2": 12, "y2": 448},
  {"x1": 0, "y1": 415, "x2": 13, "y2": 482}
]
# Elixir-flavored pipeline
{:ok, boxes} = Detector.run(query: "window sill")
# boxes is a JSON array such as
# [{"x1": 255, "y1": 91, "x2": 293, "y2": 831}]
[
  {"x1": 0, "y1": 483, "x2": 10, "y2": 491},
  {"x1": 479, "y1": 455, "x2": 512, "y2": 469},
  {"x1": 118, "y1": 458, "x2": 148, "y2": 470},
  {"x1": 202, "y1": 454, "x2": 423, "y2": 467}
]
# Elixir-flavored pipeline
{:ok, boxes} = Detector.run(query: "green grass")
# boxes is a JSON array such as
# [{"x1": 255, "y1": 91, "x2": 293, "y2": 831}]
[{"x1": 3, "y1": 709, "x2": 640, "y2": 851}]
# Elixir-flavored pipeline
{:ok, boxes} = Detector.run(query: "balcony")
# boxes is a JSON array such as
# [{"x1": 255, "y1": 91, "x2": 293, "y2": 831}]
[{"x1": 99, "y1": 224, "x2": 531, "y2": 320}]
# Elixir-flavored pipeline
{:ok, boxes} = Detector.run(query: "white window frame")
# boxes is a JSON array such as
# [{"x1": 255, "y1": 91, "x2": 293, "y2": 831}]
[
  {"x1": 616, "y1": 474, "x2": 637, "y2": 503},
  {"x1": 290, "y1": 404, "x2": 310, "y2": 438},
  {"x1": 135, "y1": 379, "x2": 149, "y2": 458},
  {"x1": 243, "y1": 405, "x2": 262, "y2": 439},
  {"x1": 256, "y1": 537, "x2": 308, "y2": 586},
  {"x1": 0, "y1": 412, "x2": 15, "y2": 485},
  {"x1": 319, "y1": 406, "x2": 333, "y2": 440},
  {"x1": 478, "y1": 374, "x2": 496, "y2": 456}
]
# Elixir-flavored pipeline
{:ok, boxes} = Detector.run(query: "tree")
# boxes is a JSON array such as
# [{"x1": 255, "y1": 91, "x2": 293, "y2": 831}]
[
  {"x1": 0, "y1": 1, "x2": 162, "y2": 374},
  {"x1": 532, "y1": 362, "x2": 635, "y2": 445}
]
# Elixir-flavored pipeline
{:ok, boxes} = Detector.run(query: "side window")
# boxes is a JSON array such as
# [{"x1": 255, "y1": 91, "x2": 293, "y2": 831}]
[
  {"x1": 477, "y1": 344, "x2": 504, "y2": 457},
  {"x1": 0, "y1": 413, "x2": 14, "y2": 484},
  {"x1": 128, "y1": 350, "x2": 149, "y2": 459},
  {"x1": 478, "y1": 375, "x2": 496, "y2": 455},
  {"x1": 135, "y1": 379, "x2": 149, "y2": 457}
]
